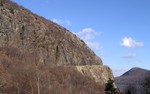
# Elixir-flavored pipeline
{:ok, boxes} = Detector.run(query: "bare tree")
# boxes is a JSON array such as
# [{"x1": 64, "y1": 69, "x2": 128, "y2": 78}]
[
  {"x1": 124, "y1": 85, "x2": 137, "y2": 94},
  {"x1": 142, "y1": 73, "x2": 150, "y2": 94}
]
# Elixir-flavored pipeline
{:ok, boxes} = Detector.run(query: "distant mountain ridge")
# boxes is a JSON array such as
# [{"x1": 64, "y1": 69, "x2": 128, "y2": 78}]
[
  {"x1": 115, "y1": 67, "x2": 150, "y2": 84},
  {"x1": 121, "y1": 67, "x2": 149, "y2": 77},
  {"x1": 115, "y1": 67, "x2": 150, "y2": 94}
]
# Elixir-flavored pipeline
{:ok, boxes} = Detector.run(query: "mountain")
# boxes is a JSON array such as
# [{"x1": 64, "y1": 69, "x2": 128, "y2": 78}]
[
  {"x1": 0, "y1": 0, "x2": 114, "y2": 94},
  {"x1": 115, "y1": 67, "x2": 150, "y2": 85},
  {"x1": 122, "y1": 67, "x2": 149, "y2": 77},
  {"x1": 0, "y1": 0, "x2": 101, "y2": 66},
  {"x1": 115, "y1": 67, "x2": 150, "y2": 94}
]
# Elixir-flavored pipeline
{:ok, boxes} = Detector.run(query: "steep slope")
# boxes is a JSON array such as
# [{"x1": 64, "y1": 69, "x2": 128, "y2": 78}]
[
  {"x1": 0, "y1": 0, "x2": 101, "y2": 66},
  {"x1": 0, "y1": 0, "x2": 114, "y2": 94}
]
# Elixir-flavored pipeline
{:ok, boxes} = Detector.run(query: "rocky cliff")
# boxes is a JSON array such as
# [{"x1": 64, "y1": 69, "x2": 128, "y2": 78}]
[
  {"x1": 0, "y1": 0, "x2": 114, "y2": 94},
  {"x1": 0, "y1": 0, "x2": 101, "y2": 66}
]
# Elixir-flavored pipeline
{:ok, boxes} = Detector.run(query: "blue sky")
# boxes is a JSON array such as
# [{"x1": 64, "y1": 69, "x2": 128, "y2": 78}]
[{"x1": 12, "y1": 0, "x2": 150, "y2": 76}]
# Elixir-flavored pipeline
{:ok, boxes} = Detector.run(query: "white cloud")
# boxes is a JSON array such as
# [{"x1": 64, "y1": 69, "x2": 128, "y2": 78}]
[
  {"x1": 52, "y1": 18, "x2": 60, "y2": 24},
  {"x1": 77, "y1": 28, "x2": 102, "y2": 41},
  {"x1": 123, "y1": 53, "x2": 136, "y2": 59},
  {"x1": 52, "y1": 18, "x2": 72, "y2": 26},
  {"x1": 121, "y1": 37, "x2": 143, "y2": 48},
  {"x1": 75, "y1": 28, "x2": 102, "y2": 55}
]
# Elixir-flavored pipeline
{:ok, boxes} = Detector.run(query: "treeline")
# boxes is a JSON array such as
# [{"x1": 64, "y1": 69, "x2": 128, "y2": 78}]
[
  {"x1": 0, "y1": 46, "x2": 104, "y2": 94},
  {"x1": 121, "y1": 74, "x2": 150, "y2": 94}
]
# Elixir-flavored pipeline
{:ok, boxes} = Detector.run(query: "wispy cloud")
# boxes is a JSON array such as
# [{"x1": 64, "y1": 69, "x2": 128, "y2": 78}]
[
  {"x1": 77, "y1": 28, "x2": 101, "y2": 40},
  {"x1": 123, "y1": 53, "x2": 143, "y2": 63},
  {"x1": 75, "y1": 28, "x2": 102, "y2": 55},
  {"x1": 113, "y1": 68, "x2": 127, "y2": 77},
  {"x1": 123, "y1": 53, "x2": 137, "y2": 59},
  {"x1": 86, "y1": 42, "x2": 102, "y2": 51},
  {"x1": 52, "y1": 18, "x2": 72, "y2": 26},
  {"x1": 121, "y1": 37, "x2": 143, "y2": 48}
]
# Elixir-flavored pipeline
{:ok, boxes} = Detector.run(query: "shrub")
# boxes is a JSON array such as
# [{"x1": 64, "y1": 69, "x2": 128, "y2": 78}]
[
  {"x1": 9, "y1": 8, "x2": 14, "y2": 14},
  {"x1": 0, "y1": 0, "x2": 3, "y2": 6}
]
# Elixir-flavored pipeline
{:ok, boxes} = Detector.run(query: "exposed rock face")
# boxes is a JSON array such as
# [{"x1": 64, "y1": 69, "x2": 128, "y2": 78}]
[
  {"x1": 0, "y1": 0, "x2": 101, "y2": 66},
  {"x1": 0, "y1": 0, "x2": 114, "y2": 93},
  {"x1": 76, "y1": 65, "x2": 114, "y2": 84}
]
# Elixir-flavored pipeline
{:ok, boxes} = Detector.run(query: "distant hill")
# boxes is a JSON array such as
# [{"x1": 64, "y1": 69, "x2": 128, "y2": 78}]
[
  {"x1": 115, "y1": 67, "x2": 150, "y2": 94},
  {"x1": 115, "y1": 67, "x2": 150, "y2": 85},
  {"x1": 122, "y1": 67, "x2": 149, "y2": 77}
]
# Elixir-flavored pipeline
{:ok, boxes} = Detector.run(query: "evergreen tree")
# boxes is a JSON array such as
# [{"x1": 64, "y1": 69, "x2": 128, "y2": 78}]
[
  {"x1": 0, "y1": 0, "x2": 3, "y2": 6},
  {"x1": 105, "y1": 78, "x2": 120, "y2": 94}
]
